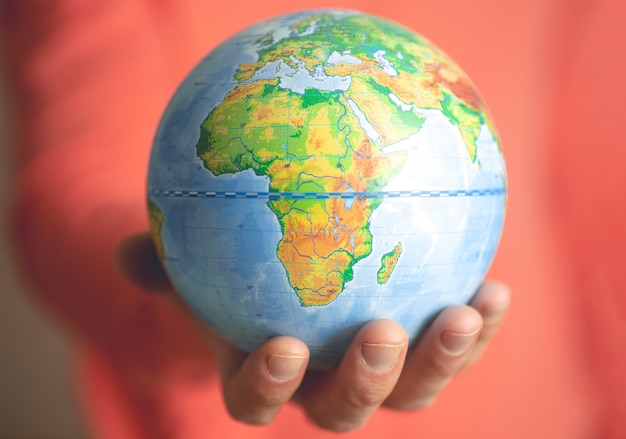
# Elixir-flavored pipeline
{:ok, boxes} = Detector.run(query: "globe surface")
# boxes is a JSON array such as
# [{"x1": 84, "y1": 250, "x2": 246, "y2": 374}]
[{"x1": 147, "y1": 9, "x2": 506, "y2": 367}]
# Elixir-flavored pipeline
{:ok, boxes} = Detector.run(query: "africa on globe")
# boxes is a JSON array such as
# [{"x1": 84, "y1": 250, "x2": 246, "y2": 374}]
[{"x1": 147, "y1": 9, "x2": 507, "y2": 367}]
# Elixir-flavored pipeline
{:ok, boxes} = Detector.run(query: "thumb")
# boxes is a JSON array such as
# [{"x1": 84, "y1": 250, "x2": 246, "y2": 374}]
[{"x1": 114, "y1": 231, "x2": 173, "y2": 292}]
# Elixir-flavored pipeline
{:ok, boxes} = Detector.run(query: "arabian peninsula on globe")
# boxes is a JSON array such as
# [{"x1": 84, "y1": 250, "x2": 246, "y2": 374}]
[{"x1": 147, "y1": 9, "x2": 507, "y2": 367}]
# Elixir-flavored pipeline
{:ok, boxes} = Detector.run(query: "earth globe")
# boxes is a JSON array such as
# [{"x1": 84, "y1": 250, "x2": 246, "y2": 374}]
[{"x1": 147, "y1": 9, "x2": 507, "y2": 368}]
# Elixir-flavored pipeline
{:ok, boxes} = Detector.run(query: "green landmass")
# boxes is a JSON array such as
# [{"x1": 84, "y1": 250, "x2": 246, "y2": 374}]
[
  {"x1": 440, "y1": 91, "x2": 483, "y2": 162},
  {"x1": 377, "y1": 242, "x2": 403, "y2": 284},
  {"x1": 194, "y1": 12, "x2": 498, "y2": 305}
]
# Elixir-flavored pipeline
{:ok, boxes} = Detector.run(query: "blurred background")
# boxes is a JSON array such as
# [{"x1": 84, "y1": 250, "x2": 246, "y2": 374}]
[
  {"x1": 0, "y1": 1, "x2": 624, "y2": 437},
  {"x1": 0, "y1": 64, "x2": 85, "y2": 437}
]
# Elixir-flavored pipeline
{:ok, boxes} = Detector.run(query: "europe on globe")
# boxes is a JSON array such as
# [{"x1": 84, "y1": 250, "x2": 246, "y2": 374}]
[{"x1": 147, "y1": 9, "x2": 507, "y2": 367}]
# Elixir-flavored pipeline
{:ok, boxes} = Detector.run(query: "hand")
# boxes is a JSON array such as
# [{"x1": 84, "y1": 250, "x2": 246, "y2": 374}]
[{"x1": 116, "y1": 232, "x2": 510, "y2": 432}]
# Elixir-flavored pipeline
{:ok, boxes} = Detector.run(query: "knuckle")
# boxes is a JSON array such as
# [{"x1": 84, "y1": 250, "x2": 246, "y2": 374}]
[
  {"x1": 426, "y1": 351, "x2": 462, "y2": 378},
  {"x1": 307, "y1": 410, "x2": 368, "y2": 433},
  {"x1": 345, "y1": 386, "x2": 385, "y2": 409},
  {"x1": 223, "y1": 387, "x2": 284, "y2": 425},
  {"x1": 224, "y1": 401, "x2": 272, "y2": 426},
  {"x1": 386, "y1": 394, "x2": 438, "y2": 411},
  {"x1": 248, "y1": 386, "x2": 287, "y2": 407},
  {"x1": 225, "y1": 408, "x2": 256, "y2": 425},
  {"x1": 463, "y1": 349, "x2": 482, "y2": 369},
  {"x1": 224, "y1": 400, "x2": 258, "y2": 424},
  {"x1": 304, "y1": 386, "x2": 385, "y2": 432}
]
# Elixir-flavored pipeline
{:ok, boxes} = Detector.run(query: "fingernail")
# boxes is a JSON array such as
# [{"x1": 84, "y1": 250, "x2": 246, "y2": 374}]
[
  {"x1": 440, "y1": 330, "x2": 479, "y2": 356},
  {"x1": 267, "y1": 353, "x2": 306, "y2": 383},
  {"x1": 361, "y1": 343, "x2": 404, "y2": 372}
]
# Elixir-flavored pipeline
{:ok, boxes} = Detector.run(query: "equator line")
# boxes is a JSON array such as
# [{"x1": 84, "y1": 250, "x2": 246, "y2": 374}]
[{"x1": 149, "y1": 188, "x2": 506, "y2": 200}]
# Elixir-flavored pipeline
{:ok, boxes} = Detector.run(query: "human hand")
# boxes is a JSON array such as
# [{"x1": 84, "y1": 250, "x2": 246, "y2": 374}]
[{"x1": 116, "y1": 232, "x2": 510, "y2": 432}]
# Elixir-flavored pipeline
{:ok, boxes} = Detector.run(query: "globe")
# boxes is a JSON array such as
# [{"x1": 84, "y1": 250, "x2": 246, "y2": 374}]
[{"x1": 147, "y1": 9, "x2": 507, "y2": 368}]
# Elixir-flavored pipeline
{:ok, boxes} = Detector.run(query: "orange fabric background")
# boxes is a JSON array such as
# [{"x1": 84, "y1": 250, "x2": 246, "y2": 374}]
[{"x1": 2, "y1": 0, "x2": 625, "y2": 437}]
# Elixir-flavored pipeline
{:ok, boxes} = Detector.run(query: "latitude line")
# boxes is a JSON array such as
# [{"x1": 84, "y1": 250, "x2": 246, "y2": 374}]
[{"x1": 148, "y1": 188, "x2": 507, "y2": 200}]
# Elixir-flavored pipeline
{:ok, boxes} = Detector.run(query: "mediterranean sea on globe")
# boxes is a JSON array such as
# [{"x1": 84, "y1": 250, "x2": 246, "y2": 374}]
[{"x1": 147, "y1": 9, "x2": 507, "y2": 368}]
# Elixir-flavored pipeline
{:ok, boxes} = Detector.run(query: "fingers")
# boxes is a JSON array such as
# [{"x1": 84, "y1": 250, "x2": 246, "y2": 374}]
[
  {"x1": 295, "y1": 320, "x2": 408, "y2": 432},
  {"x1": 216, "y1": 335, "x2": 309, "y2": 425},
  {"x1": 466, "y1": 280, "x2": 511, "y2": 366},
  {"x1": 115, "y1": 231, "x2": 511, "y2": 427},
  {"x1": 226, "y1": 281, "x2": 508, "y2": 431},
  {"x1": 384, "y1": 305, "x2": 482, "y2": 410}
]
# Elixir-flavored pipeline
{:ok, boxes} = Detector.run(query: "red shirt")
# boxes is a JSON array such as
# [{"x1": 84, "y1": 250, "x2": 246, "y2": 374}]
[{"x1": 2, "y1": 0, "x2": 624, "y2": 437}]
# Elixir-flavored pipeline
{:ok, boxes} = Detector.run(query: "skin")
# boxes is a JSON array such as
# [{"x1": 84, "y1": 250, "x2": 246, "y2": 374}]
[{"x1": 116, "y1": 232, "x2": 510, "y2": 432}]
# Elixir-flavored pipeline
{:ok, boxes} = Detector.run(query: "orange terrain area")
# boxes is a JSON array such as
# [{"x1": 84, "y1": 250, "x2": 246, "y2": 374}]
[
  {"x1": 426, "y1": 62, "x2": 484, "y2": 110},
  {"x1": 276, "y1": 198, "x2": 373, "y2": 306}
]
